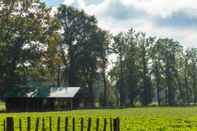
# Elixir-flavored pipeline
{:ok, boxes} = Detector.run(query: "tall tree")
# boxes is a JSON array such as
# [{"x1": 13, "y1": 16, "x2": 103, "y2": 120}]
[
  {"x1": 156, "y1": 38, "x2": 182, "y2": 105},
  {"x1": 137, "y1": 33, "x2": 154, "y2": 106},
  {"x1": 0, "y1": 0, "x2": 52, "y2": 96},
  {"x1": 111, "y1": 29, "x2": 140, "y2": 106},
  {"x1": 112, "y1": 33, "x2": 128, "y2": 106},
  {"x1": 151, "y1": 40, "x2": 164, "y2": 105},
  {"x1": 56, "y1": 5, "x2": 105, "y2": 106},
  {"x1": 125, "y1": 29, "x2": 140, "y2": 105},
  {"x1": 185, "y1": 48, "x2": 197, "y2": 104}
]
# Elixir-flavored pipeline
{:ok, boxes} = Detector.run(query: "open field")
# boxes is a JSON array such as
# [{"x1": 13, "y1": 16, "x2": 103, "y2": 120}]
[{"x1": 1, "y1": 107, "x2": 197, "y2": 130}]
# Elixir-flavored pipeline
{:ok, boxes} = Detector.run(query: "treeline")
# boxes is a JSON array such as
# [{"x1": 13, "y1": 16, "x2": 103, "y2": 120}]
[
  {"x1": 110, "y1": 31, "x2": 197, "y2": 106},
  {"x1": 0, "y1": 0, "x2": 197, "y2": 106}
]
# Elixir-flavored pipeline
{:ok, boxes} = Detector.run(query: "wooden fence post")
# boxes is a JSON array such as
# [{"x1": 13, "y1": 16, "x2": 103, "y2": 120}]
[
  {"x1": 65, "y1": 117, "x2": 68, "y2": 131},
  {"x1": 72, "y1": 117, "x2": 75, "y2": 131},
  {"x1": 103, "y1": 118, "x2": 107, "y2": 131},
  {"x1": 19, "y1": 119, "x2": 22, "y2": 131},
  {"x1": 113, "y1": 118, "x2": 120, "y2": 131},
  {"x1": 96, "y1": 118, "x2": 99, "y2": 131},
  {"x1": 42, "y1": 117, "x2": 45, "y2": 131},
  {"x1": 113, "y1": 118, "x2": 116, "y2": 131},
  {"x1": 49, "y1": 117, "x2": 52, "y2": 131},
  {"x1": 80, "y1": 117, "x2": 84, "y2": 131},
  {"x1": 87, "y1": 117, "x2": 91, "y2": 131},
  {"x1": 110, "y1": 118, "x2": 113, "y2": 131},
  {"x1": 6, "y1": 117, "x2": 14, "y2": 131},
  {"x1": 117, "y1": 117, "x2": 120, "y2": 131},
  {"x1": 35, "y1": 117, "x2": 39, "y2": 131},
  {"x1": 3, "y1": 119, "x2": 6, "y2": 131},
  {"x1": 57, "y1": 117, "x2": 61, "y2": 131},
  {"x1": 27, "y1": 117, "x2": 31, "y2": 131}
]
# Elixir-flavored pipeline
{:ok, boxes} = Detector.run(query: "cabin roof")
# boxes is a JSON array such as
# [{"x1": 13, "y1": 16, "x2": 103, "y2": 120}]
[
  {"x1": 3, "y1": 87, "x2": 81, "y2": 98},
  {"x1": 49, "y1": 87, "x2": 80, "y2": 98}
]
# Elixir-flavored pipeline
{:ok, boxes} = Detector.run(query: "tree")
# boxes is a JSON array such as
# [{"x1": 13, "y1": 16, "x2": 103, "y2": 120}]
[
  {"x1": 125, "y1": 29, "x2": 140, "y2": 105},
  {"x1": 0, "y1": 0, "x2": 52, "y2": 96},
  {"x1": 112, "y1": 32, "x2": 128, "y2": 106},
  {"x1": 111, "y1": 29, "x2": 140, "y2": 106},
  {"x1": 0, "y1": 0, "x2": 33, "y2": 18},
  {"x1": 151, "y1": 40, "x2": 165, "y2": 105},
  {"x1": 156, "y1": 38, "x2": 182, "y2": 105},
  {"x1": 185, "y1": 48, "x2": 197, "y2": 104},
  {"x1": 137, "y1": 33, "x2": 154, "y2": 106},
  {"x1": 56, "y1": 5, "x2": 106, "y2": 106},
  {"x1": 96, "y1": 30, "x2": 110, "y2": 106}
]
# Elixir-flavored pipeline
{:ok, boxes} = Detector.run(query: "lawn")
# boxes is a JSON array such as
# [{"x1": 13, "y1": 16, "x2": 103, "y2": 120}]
[{"x1": 1, "y1": 107, "x2": 197, "y2": 130}]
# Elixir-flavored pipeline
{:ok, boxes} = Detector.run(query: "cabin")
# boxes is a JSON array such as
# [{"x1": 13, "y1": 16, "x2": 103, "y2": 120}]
[{"x1": 2, "y1": 87, "x2": 90, "y2": 112}]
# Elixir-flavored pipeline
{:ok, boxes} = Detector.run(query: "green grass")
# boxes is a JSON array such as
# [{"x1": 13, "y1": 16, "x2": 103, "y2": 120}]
[{"x1": 1, "y1": 107, "x2": 197, "y2": 130}]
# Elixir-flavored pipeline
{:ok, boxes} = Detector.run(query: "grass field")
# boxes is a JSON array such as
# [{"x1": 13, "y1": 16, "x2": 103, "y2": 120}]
[{"x1": 1, "y1": 107, "x2": 197, "y2": 130}]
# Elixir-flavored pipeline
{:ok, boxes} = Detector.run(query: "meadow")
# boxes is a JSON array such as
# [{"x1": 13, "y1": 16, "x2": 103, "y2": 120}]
[{"x1": 1, "y1": 107, "x2": 197, "y2": 130}]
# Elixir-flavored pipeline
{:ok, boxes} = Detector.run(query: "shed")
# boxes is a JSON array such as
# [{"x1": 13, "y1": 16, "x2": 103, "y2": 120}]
[{"x1": 2, "y1": 87, "x2": 83, "y2": 112}]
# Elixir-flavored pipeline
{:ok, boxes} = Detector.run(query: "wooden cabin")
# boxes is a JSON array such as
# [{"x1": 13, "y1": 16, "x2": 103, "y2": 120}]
[{"x1": 2, "y1": 87, "x2": 91, "y2": 112}]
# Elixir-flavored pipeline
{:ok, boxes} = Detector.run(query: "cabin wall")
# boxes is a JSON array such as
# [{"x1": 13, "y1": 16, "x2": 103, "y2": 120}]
[{"x1": 5, "y1": 98, "x2": 73, "y2": 112}]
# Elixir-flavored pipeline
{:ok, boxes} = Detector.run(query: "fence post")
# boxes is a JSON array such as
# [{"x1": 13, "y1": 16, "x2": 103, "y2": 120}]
[
  {"x1": 117, "y1": 117, "x2": 120, "y2": 131},
  {"x1": 72, "y1": 117, "x2": 75, "y2": 131},
  {"x1": 19, "y1": 119, "x2": 22, "y2": 131},
  {"x1": 96, "y1": 118, "x2": 99, "y2": 131},
  {"x1": 113, "y1": 118, "x2": 116, "y2": 131},
  {"x1": 80, "y1": 117, "x2": 84, "y2": 131},
  {"x1": 103, "y1": 118, "x2": 107, "y2": 131},
  {"x1": 110, "y1": 118, "x2": 113, "y2": 131},
  {"x1": 65, "y1": 117, "x2": 68, "y2": 131},
  {"x1": 35, "y1": 117, "x2": 39, "y2": 131},
  {"x1": 49, "y1": 117, "x2": 52, "y2": 131},
  {"x1": 113, "y1": 118, "x2": 120, "y2": 131},
  {"x1": 3, "y1": 119, "x2": 6, "y2": 131},
  {"x1": 42, "y1": 117, "x2": 45, "y2": 131},
  {"x1": 87, "y1": 117, "x2": 91, "y2": 131},
  {"x1": 57, "y1": 117, "x2": 61, "y2": 131},
  {"x1": 6, "y1": 117, "x2": 14, "y2": 131},
  {"x1": 27, "y1": 117, "x2": 31, "y2": 131}
]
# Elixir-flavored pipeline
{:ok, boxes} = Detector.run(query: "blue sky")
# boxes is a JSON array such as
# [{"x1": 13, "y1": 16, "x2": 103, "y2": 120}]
[{"x1": 44, "y1": 0, "x2": 197, "y2": 47}]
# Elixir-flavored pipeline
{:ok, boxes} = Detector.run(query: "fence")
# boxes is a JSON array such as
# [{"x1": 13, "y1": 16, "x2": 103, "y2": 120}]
[{"x1": 2, "y1": 116, "x2": 120, "y2": 131}]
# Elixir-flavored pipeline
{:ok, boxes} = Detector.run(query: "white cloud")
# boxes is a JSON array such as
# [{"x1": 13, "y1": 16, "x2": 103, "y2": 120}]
[
  {"x1": 63, "y1": 0, "x2": 75, "y2": 6},
  {"x1": 121, "y1": 0, "x2": 197, "y2": 18},
  {"x1": 61, "y1": 0, "x2": 197, "y2": 47}
]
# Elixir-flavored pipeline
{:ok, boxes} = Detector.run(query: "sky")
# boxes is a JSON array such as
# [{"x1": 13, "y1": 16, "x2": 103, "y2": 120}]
[{"x1": 44, "y1": 0, "x2": 197, "y2": 48}]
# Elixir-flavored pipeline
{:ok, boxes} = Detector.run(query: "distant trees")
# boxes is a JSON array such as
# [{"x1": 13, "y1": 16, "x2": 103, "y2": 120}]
[
  {"x1": 1, "y1": 0, "x2": 197, "y2": 107},
  {"x1": 110, "y1": 30, "x2": 197, "y2": 106}
]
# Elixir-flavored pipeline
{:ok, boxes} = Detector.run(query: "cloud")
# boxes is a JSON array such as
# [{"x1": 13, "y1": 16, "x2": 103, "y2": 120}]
[
  {"x1": 46, "y1": 0, "x2": 197, "y2": 47},
  {"x1": 121, "y1": 0, "x2": 197, "y2": 18},
  {"x1": 63, "y1": 0, "x2": 74, "y2": 5},
  {"x1": 154, "y1": 11, "x2": 197, "y2": 28}
]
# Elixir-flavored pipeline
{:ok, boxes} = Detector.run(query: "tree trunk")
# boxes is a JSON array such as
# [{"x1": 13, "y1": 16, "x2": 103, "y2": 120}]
[
  {"x1": 88, "y1": 80, "x2": 95, "y2": 107},
  {"x1": 119, "y1": 54, "x2": 126, "y2": 106},
  {"x1": 103, "y1": 70, "x2": 108, "y2": 107},
  {"x1": 57, "y1": 65, "x2": 61, "y2": 86},
  {"x1": 156, "y1": 83, "x2": 161, "y2": 106}
]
